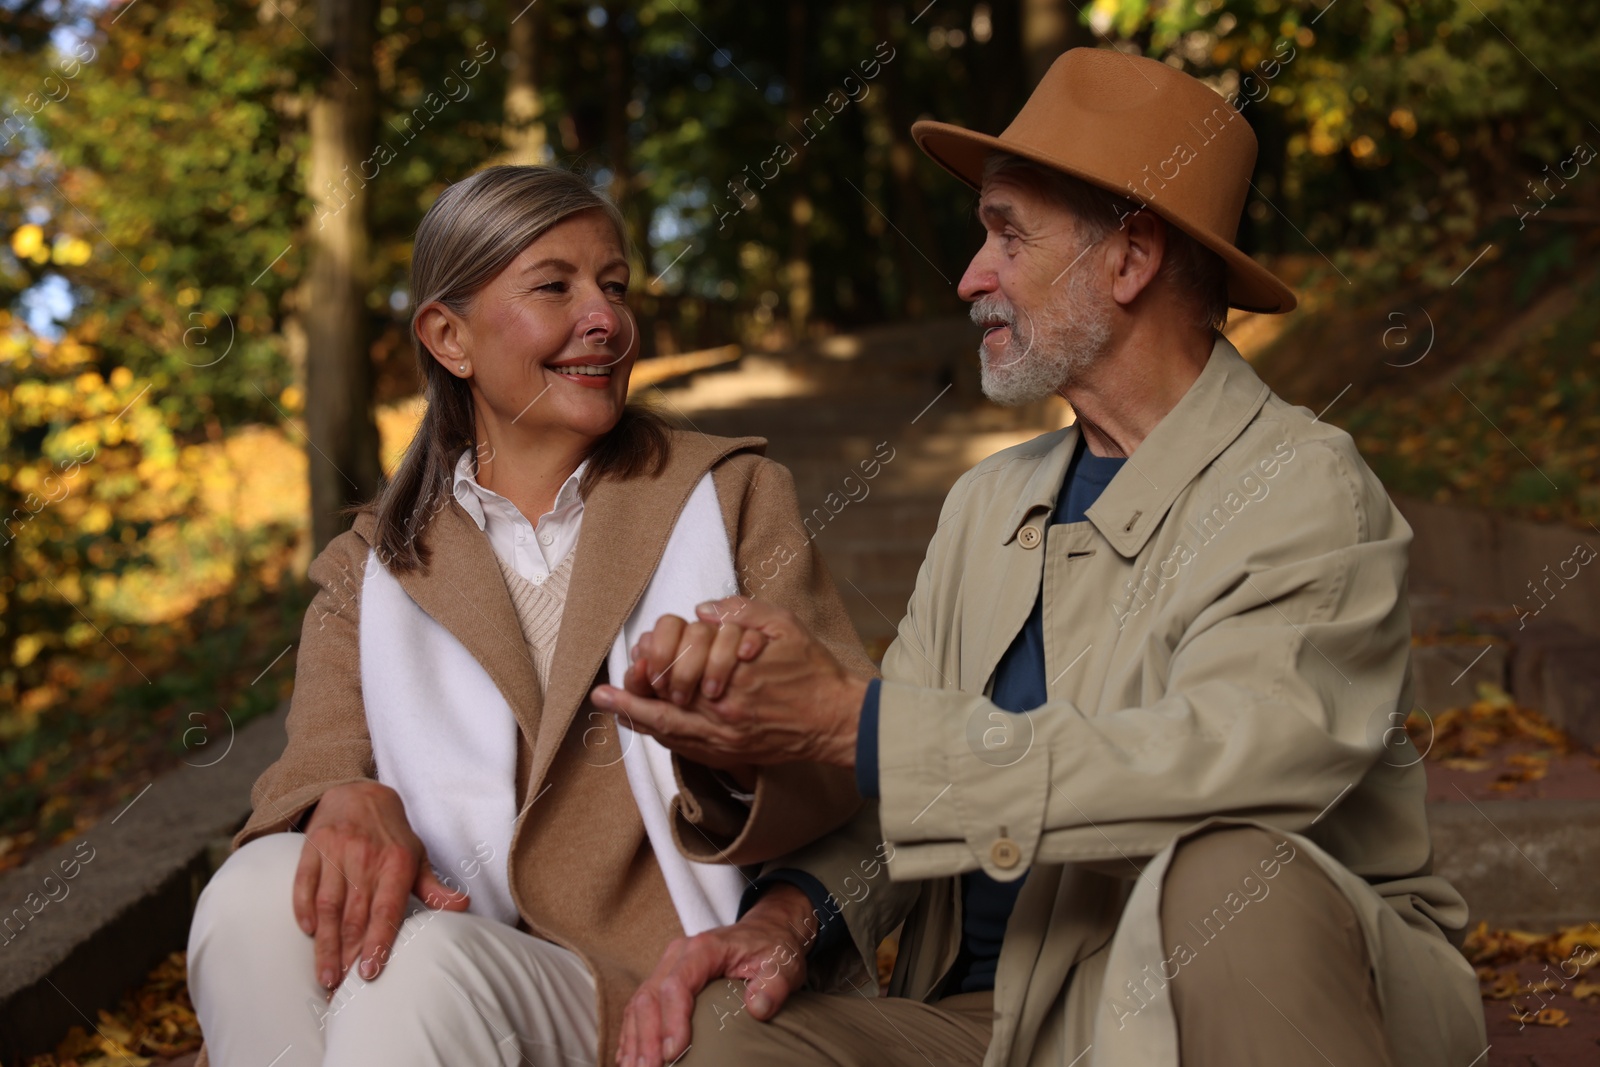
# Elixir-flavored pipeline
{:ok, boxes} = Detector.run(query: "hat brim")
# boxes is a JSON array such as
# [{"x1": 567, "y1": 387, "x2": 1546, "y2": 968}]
[{"x1": 911, "y1": 119, "x2": 1297, "y2": 315}]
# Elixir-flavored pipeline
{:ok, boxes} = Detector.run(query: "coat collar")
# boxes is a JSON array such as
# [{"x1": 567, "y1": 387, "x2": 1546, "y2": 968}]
[
  {"x1": 354, "y1": 430, "x2": 767, "y2": 800},
  {"x1": 999, "y1": 332, "x2": 1271, "y2": 558}
]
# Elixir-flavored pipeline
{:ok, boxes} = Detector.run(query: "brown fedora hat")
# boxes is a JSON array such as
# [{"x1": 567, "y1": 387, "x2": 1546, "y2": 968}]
[{"x1": 912, "y1": 47, "x2": 1297, "y2": 314}]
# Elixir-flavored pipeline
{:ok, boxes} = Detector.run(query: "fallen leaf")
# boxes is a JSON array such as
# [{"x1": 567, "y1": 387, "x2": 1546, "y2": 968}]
[
  {"x1": 1509, "y1": 1005, "x2": 1567, "y2": 1028},
  {"x1": 1487, "y1": 973, "x2": 1523, "y2": 999},
  {"x1": 1536, "y1": 1007, "x2": 1571, "y2": 1028}
]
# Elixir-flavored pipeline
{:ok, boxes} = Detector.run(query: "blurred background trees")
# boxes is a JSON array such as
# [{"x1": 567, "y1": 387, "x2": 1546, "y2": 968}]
[{"x1": 1, "y1": 0, "x2": 1597, "y2": 867}]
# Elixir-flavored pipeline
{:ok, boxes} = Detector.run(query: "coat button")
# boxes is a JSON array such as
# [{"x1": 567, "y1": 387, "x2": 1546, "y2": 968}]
[
  {"x1": 1018, "y1": 525, "x2": 1042, "y2": 549},
  {"x1": 991, "y1": 837, "x2": 1022, "y2": 869}
]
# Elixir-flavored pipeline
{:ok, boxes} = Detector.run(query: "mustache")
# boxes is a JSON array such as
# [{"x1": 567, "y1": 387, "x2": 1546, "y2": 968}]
[{"x1": 969, "y1": 295, "x2": 1018, "y2": 330}]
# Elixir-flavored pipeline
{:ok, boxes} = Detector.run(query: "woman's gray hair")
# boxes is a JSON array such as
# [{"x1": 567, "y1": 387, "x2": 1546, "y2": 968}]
[
  {"x1": 359, "y1": 165, "x2": 666, "y2": 573},
  {"x1": 982, "y1": 152, "x2": 1229, "y2": 331},
  {"x1": 411, "y1": 165, "x2": 630, "y2": 335}
]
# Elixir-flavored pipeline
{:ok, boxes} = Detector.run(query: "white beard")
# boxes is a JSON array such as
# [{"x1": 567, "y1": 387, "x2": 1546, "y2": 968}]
[{"x1": 971, "y1": 259, "x2": 1113, "y2": 407}]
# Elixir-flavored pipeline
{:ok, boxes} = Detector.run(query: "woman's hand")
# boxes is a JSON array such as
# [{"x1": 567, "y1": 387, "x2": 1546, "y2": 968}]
[
  {"x1": 293, "y1": 780, "x2": 470, "y2": 992},
  {"x1": 598, "y1": 598, "x2": 868, "y2": 769},
  {"x1": 619, "y1": 613, "x2": 767, "y2": 782},
  {"x1": 622, "y1": 610, "x2": 769, "y2": 705}
]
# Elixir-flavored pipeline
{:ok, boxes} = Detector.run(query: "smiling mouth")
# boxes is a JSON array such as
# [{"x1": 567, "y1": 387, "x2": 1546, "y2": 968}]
[{"x1": 552, "y1": 364, "x2": 611, "y2": 376}]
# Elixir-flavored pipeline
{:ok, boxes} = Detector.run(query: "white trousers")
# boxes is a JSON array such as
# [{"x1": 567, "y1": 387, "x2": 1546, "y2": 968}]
[{"x1": 187, "y1": 833, "x2": 598, "y2": 1067}]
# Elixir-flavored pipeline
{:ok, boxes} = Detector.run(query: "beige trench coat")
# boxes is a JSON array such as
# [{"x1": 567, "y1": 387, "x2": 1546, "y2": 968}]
[{"x1": 720, "y1": 335, "x2": 1486, "y2": 1066}]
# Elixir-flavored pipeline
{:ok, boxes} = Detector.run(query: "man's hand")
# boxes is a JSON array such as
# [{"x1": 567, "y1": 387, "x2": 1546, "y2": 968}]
[
  {"x1": 294, "y1": 780, "x2": 470, "y2": 992},
  {"x1": 593, "y1": 597, "x2": 869, "y2": 769},
  {"x1": 618, "y1": 883, "x2": 818, "y2": 1067}
]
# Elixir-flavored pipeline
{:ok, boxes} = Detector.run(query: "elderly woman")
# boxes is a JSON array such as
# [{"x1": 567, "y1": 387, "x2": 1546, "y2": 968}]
[{"x1": 186, "y1": 165, "x2": 870, "y2": 1067}]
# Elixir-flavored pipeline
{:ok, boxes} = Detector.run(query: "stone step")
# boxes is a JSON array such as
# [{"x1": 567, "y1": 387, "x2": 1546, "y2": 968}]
[
  {"x1": 0, "y1": 704, "x2": 289, "y2": 1064},
  {"x1": 1428, "y1": 797, "x2": 1600, "y2": 929}
]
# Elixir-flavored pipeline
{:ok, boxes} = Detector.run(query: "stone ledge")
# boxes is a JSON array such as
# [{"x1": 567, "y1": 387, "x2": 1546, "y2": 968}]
[
  {"x1": 1427, "y1": 797, "x2": 1600, "y2": 930},
  {"x1": 1396, "y1": 495, "x2": 1600, "y2": 637},
  {"x1": 0, "y1": 703, "x2": 287, "y2": 1065}
]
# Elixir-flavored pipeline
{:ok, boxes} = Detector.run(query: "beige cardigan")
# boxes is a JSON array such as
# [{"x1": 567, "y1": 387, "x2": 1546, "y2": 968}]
[{"x1": 197, "y1": 430, "x2": 872, "y2": 1067}]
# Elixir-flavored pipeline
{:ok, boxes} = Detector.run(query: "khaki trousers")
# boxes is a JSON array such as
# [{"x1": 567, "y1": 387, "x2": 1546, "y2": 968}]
[
  {"x1": 187, "y1": 833, "x2": 598, "y2": 1067},
  {"x1": 680, "y1": 825, "x2": 1393, "y2": 1066}
]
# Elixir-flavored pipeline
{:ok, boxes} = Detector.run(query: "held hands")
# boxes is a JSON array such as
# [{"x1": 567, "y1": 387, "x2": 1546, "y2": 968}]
[
  {"x1": 617, "y1": 883, "x2": 815, "y2": 1067},
  {"x1": 293, "y1": 780, "x2": 470, "y2": 993},
  {"x1": 592, "y1": 597, "x2": 868, "y2": 770}
]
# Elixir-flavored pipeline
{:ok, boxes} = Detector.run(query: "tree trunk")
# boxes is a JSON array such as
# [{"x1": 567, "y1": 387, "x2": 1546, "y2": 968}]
[
  {"x1": 304, "y1": 0, "x2": 382, "y2": 554},
  {"x1": 503, "y1": 2, "x2": 547, "y2": 164},
  {"x1": 976, "y1": 0, "x2": 1026, "y2": 134},
  {"x1": 602, "y1": 3, "x2": 655, "y2": 357},
  {"x1": 873, "y1": 4, "x2": 946, "y2": 319},
  {"x1": 1022, "y1": 0, "x2": 1091, "y2": 87},
  {"x1": 784, "y1": 0, "x2": 812, "y2": 340}
]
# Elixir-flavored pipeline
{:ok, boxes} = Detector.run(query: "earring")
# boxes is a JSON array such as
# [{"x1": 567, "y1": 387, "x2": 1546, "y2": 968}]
[{"x1": 458, "y1": 363, "x2": 467, "y2": 373}]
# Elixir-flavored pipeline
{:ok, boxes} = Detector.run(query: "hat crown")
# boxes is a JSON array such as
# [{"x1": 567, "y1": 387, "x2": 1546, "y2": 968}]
[
  {"x1": 910, "y1": 47, "x2": 1294, "y2": 313},
  {"x1": 998, "y1": 49, "x2": 1258, "y2": 246}
]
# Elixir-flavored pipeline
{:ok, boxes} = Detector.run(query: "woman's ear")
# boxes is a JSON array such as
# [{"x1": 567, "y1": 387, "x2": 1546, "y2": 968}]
[{"x1": 416, "y1": 300, "x2": 471, "y2": 376}]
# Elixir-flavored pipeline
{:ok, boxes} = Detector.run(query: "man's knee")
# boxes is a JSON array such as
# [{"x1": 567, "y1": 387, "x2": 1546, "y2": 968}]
[
  {"x1": 679, "y1": 979, "x2": 767, "y2": 1063},
  {"x1": 1156, "y1": 828, "x2": 1393, "y2": 1063},
  {"x1": 1160, "y1": 825, "x2": 1358, "y2": 972}
]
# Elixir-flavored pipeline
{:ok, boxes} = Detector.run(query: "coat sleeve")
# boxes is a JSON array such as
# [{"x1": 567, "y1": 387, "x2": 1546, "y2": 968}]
[
  {"x1": 721, "y1": 463, "x2": 986, "y2": 987},
  {"x1": 231, "y1": 524, "x2": 380, "y2": 851},
  {"x1": 669, "y1": 453, "x2": 875, "y2": 866},
  {"x1": 872, "y1": 438, "x2": 1415, "y2": 885},
  {"x1": 763, "y1": 463, "x2": 984, "y2": 983}
]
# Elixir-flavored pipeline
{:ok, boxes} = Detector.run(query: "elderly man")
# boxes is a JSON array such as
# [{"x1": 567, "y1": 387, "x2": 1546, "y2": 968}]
[{"x1": 592, "y1": 48, "x2": 1487, "y2": 1067}]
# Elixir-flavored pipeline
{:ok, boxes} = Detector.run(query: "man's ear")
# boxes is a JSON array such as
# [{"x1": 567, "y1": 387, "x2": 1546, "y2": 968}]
[
  {"x1": 1108, "y1": 211, "x2": 1168, "y2": 308},
  {"x1": 415, "y1": 300, "x2": 470, "y2": 372}
]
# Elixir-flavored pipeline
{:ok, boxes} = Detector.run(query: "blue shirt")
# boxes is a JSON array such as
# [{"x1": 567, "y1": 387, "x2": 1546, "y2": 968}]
[{"x1": 747, "y1": 435, "x2": 1125, "y2": 991}]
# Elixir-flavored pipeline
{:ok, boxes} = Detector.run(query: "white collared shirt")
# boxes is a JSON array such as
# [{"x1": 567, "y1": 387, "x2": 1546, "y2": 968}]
[
  {"x1": 452, "y1": 449, "x2": 587, "y2": 585},
  {"x1": 453, "y1": 447, "x2": 753, "y2": 804}
]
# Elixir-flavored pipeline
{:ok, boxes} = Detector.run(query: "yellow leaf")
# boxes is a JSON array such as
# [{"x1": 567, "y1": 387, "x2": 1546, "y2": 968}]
[
  {"x1": 11, "y1": 224, "x2": 44, "y2": 259},
  {"x1": 82, "y1": 504, "x2": 112, "y2": 534},
  {"x1": 1486, "y1": 973, "x2": 1522, "y2": 999},
  {"x1": 1475, "y1": 682, "x2": 1515, "y2": 709},
  {"x1": 1535, "y1": 1007, "x2": 1570, "y2": 1028},
  {"x1": 52, "y1": 236, "x2": 93, "y2": 267},
  {"x1": 94, "y1": 1009, "x2": 133, "y2": 1044},
  {"x1": 1442, "y1": 758, "x2": 1491, "y2": 772}
]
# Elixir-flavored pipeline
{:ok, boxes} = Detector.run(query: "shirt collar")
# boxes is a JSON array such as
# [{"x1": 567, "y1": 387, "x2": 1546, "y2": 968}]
[
  {"x1": 451, "y1": 448, "x2": 589, "y2": 531},
  {"x1": 1000, "y1": 332, "x2": 1271, "y2": 557}
]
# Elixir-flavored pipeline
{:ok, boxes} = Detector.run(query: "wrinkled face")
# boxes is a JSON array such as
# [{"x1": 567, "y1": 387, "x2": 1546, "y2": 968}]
[
  {"x1": 958, "y1": 172, "x2": 1115, "y2": 406},
  {"x1": 457, "y1": 209, "x2": 636, "y2": 441}
]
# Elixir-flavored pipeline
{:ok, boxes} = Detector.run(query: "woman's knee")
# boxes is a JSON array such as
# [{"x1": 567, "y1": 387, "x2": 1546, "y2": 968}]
[
  {"x1": 327, "y1": 906, "x2": 484, "y2": 1015},
  {"x1": 322, "y1": 908, "x2": 574, "y2": 1057},
  {"x1": 192, "y1": 833, "x2": 305, "y2": 934}
]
